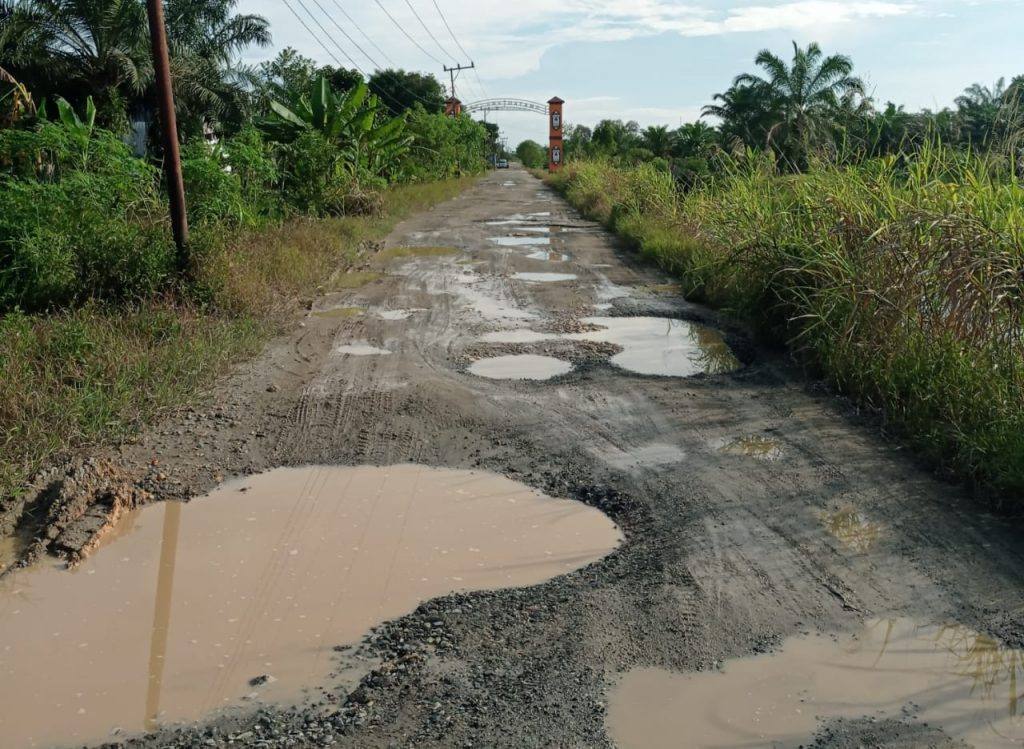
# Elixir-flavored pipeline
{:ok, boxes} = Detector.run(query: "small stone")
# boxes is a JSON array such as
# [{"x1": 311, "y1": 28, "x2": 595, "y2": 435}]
[{"x1": 266, "y1": 384, "x2": 279, "y2": 393}]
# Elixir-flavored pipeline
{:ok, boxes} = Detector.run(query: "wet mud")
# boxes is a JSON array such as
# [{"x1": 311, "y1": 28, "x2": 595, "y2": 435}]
[
  {"x1": 7, "y1": 165, "x2": 1024, "y2": 749},
  {"x1": 0, "y1": 465, "x2": 619, "y2": 747}
]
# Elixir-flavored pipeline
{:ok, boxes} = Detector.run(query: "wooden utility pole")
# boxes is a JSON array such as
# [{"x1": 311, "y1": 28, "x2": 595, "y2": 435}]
[
  {"x1": 145, "y1": 0, "x2": 189, "y2": 271},
  {"x1": 443, "y1": 62, "x2": 474, "y2": 104}
]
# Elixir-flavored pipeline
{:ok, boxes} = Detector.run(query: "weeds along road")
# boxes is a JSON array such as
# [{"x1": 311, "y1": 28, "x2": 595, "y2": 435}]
[{"x1": 9, "y1": 165, "x2": 1024, "y2": 748}]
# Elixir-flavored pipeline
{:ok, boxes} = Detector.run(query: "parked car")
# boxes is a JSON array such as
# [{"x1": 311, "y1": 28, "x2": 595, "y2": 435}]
[{"x1": 496, "y1": 158, "x2": 509, "y2": 169}]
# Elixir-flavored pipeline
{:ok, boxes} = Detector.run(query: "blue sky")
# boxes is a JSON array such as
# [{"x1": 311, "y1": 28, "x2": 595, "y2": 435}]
[{"x1": 238, "y1": 1, "x2": 1023, "y2": 146}]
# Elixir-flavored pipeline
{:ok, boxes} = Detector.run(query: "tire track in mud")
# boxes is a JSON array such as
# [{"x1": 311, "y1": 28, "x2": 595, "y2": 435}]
[{"x1": 14, "y1": 166, "x2": 1024, "y2": 748}]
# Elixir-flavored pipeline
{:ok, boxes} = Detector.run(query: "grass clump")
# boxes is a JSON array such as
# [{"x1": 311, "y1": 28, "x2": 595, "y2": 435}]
[
  {"x1": 549, "y1": 149, "x2": 1024, "y2": 494},
  {"x1": 0, "y1": 175, "x2": 477, "y2": 503}
]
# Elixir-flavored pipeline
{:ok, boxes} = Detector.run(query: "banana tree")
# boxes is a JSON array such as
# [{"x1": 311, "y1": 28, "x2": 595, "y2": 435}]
[{"x1": 258, "y1": 73, "x2": 411, "y2": 178}]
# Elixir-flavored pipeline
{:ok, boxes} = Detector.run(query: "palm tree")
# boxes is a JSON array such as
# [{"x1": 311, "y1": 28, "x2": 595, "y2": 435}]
[
  {"x1": 163, "y1": 0, "x2": 269, "y2": 134},
  {"x1": 0, "y1": 0, "x2": 267, "y2": 132},
  {"x1": 732, "y1": 41, "x2": 865, "y2": 166},
  {"x1": 701, "y1": 82, "x2": 775, "y2": 153},
  {"x1": 640, "y1": 124, "x2": 673, "y2": 159},
  {"x1": 955, "y1": 78, "x2": 1021, "y2": 146},
  {"x1": 673, "y1": 121, "x2": 718, "y2": 159}
]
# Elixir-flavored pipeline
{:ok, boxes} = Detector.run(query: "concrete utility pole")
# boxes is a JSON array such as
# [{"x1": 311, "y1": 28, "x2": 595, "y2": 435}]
[
  {"x1": 443, "y1": 62, "x2": 474, "y2": 102},
  {"x1": 145, "y1": 0, "x2": 189, "y2": 270}
]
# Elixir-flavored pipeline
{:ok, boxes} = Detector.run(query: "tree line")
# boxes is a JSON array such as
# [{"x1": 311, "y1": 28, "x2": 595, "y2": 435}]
[{"x1": 518, "y1": 42, "x2": 1023, "y2": 181}]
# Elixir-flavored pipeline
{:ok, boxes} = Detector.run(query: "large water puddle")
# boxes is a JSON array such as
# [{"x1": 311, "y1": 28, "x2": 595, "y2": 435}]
[
  {"x1": 526, "y1": 250, "x2": 570, "y2": 262},
  {"x1": 607, "y1": 617, "x2": 1024, "y2": 749},
  {"x1": 488, "y1": 236, "x2": 550, "y2": 247},
  {"x1": 468, "y1": 354, "x2": 573, "y2": 380},
  {"x1": 512, "y1": 272, "x2": 578, "y2": 283},
  {"x1": 0, "y1": 465, "x2": 620, "y2": 747},
  {"x1": 334, "y1": 342, "x2": 391, "y2": 356},
  {"x1": 568, "y1": 317, "x2": 741, "y2": 377}
]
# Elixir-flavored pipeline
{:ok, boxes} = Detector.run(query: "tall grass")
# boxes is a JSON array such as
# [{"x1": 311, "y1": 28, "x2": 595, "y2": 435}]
[
  {"x1": 0, "y1": 177, "x2": 476, "y2": 505},
  {"x1": 549, "y1": 149, "x2": 1024, "y2": 494}
]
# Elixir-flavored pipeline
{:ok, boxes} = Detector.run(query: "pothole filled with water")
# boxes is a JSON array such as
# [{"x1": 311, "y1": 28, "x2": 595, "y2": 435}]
[
  {"x1": 715, "y1": 435, "x2": 783, "y2": 460},
  {"x1": 468, "y1": 354, "x2": 573, "y2": 380},
  {"x1": 334, "y1": 342, "x2": 391, "y2": 356},
  {"x1": 820, "y1": 506, "x2": 883, "y2": 552},
  {"x1": 0, "y1": 465, "x2": 621, "y2": 748},
  {"x1": 488, "y1": 236, "x2": 550, "y2": 247},
  {"x1": 567, "y1": 317, "x2": 741, "y2": 377},
  {"x1": 376, "y1": 309, "x2": 425, "y2": 321},
  {"x1": 313, "y1": 306, "x2": 364, "y2": 319},
  {"x1": 512, "y1": 272, "x2": 578, "y2": 283},
  {"x1": 607, "y1": 617, "x2": 1024, "y2": 749},
  {"x1": 526, "y1": 250, "x2": 570, "y2": 262}
]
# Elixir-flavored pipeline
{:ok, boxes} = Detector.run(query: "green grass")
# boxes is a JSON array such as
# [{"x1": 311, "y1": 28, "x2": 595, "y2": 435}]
[
  {"x1": 0, "y1": 176, "x2": 476, "y2": 504},
  {"x1": 548, "y1": 153, "x2": 1024, "y2": 495}
]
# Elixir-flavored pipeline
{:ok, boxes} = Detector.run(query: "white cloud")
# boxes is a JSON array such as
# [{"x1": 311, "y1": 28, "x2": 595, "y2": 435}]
[{"x1": 240, "y1": 0, "x2": 919, "y2": 83}]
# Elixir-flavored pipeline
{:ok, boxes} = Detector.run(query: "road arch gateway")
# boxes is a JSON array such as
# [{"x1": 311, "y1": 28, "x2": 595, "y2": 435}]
[{"x1": 460, "y1": 97, "x2": 566, "y2": 171}]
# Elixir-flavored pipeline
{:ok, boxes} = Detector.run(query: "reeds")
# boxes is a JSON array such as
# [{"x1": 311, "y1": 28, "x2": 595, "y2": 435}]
[{"x1": 550, "y1": 146, "x2": 1024, "y2": 494}]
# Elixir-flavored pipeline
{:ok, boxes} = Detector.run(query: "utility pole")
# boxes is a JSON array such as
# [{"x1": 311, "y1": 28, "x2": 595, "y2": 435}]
[
  {"x1": 145, "y1": 0, "x2": 189, "y2": 271},
  {"x1": 443, "y1": 62, "x2": 475, "y2": 102}
]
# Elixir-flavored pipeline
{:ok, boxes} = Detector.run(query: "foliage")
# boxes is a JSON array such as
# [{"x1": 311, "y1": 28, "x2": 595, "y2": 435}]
[
  {"x1": 0, "y1": 122, "x2": 173, "y2": 309},
  {"x1": 516, "y1": 139, "x2": 546, "y2": 168},
  {"x1": 401, "y1": 107, "x2": 490, "y2": 180},
  {"x1": 258, "y1": 74, "x2": 412, "y2": 184},
  {"x1": 550, "y1": 152, "x2": 1024, "y2": 493},
  {"x1": 368, "y1": 68, "x2": 445, "y2": 117}
]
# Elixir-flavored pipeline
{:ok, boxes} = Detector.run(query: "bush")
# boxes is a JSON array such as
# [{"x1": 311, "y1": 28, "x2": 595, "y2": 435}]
[
  {"x1": 182, "y1": 141, "x2": 249, "y2": 226},
  {"x1": 402, "y1": 107, "x2": 490, "y2": 181},
  {"x1": 0, "y1": 124, "x2": 174, "y2": 310},
  {"x1": 550, "y1": 151, "x2": 1024, "y2": 494}
]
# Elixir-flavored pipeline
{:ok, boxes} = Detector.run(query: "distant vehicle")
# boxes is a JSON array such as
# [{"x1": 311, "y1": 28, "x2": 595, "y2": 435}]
[{"x1": 496, "y1": 159, "x2": 509, "y2": 169}]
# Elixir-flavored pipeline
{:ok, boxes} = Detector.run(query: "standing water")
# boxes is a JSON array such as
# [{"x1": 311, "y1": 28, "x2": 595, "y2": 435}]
[{"x1": 0, "y1": 465, "x2": 621, "y2": 747}]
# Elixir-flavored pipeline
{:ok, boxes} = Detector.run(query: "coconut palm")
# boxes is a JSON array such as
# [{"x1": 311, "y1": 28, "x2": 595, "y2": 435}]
[
  {"x1": 640, "y1": 124, "x2": 674, "y2": 159},
  {"x1": 0, "y1": 0, "x2": 267, "y2": 132},
  {"x1": 731, "y1": 41, "x2": 865, "y2": 167},
  {"x1": 701, "y1": 82, "x2": 778, "y2": 153}
]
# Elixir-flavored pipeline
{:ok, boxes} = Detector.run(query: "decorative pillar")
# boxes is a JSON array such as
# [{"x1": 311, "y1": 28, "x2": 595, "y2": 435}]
[
  {"x1": 444, "y1": 97, "x2": 462, "y2": 117},
  {"x1": 547, "y1": 96, "x2": 564, "y2": 171}
]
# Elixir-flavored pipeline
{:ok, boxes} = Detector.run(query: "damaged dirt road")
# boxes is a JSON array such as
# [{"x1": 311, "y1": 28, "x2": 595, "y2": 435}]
[{"x1": 5, "y1": 165, "x2": 1024, "y2": 748}]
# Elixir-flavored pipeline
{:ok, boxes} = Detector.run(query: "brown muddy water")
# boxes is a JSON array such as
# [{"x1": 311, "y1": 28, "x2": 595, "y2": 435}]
[
  {"x1": 568, "y1": 317, "x2": 741, "y2": 377},
  {"x1": 468, "y1": 354, "x2": 573, "y2": 380},
  {"x1": 608, "y1": 617, "x2": 1024, "y2": 749},
  {"x1": 716, "y1": 435, "x2": 783, "y2": 460},
  {"x1": 0, "y1": 465, "x2": 621, "y2": 748}
]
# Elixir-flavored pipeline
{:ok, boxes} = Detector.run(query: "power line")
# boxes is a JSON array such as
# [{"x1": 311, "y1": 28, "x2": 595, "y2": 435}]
[
  {"x1": 428, "y1": 0, "x2": 490, "y2": 100},
  {"x1": 280, "y1": 0, "x2": 412, "y2": 114},
  {"x1": 401, "y1": 0, "x2": 456, "y2": 64},
  {"x1": 308, "y1": 0, "x2": 384, "y2": 70},
  {"x1": 372, "y1": 0, "x2": 445, "y2": 67},
  {"x1": 329, "y1": 0, "x2": 397, "y2": 68}
]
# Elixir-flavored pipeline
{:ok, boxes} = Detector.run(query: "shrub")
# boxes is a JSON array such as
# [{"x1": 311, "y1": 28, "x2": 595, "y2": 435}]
[{"x1": 0, "y1": 123, "x2": 173, "y2": 310}]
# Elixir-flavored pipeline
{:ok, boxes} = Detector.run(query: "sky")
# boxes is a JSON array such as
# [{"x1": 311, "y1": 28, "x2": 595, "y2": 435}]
[{"x1": 237, "y1": 0, "x2": 1024, "y2": 147}]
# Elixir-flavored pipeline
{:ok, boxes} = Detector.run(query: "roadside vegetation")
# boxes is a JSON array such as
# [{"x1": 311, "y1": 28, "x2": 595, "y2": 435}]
[
  {"x1": 0, "y1": 1, "x2": 492, "y2": 502},
  {"x1": 545, "y1": 43, "x2": 1024, "y2": 495}
]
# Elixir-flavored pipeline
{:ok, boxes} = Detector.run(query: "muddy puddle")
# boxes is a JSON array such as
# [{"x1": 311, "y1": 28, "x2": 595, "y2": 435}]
[
  {"x1": 716, "y1": 435, "x2": 783, "y2": 460},
  {"x1": 376, "y1": 309, "x2": 424, "y2": 321},
  {"x1": 820, "y1": 506, "x2": 883, "y2": 552},
  {"x1": 312, "y1": 306, "x2": 364, "y2": 319},
  {"x1": 0, "y1": 465, "x2": 621, "y2": 748},
  {"x1": 488, "y1": 236, "x2": 551, "y2": 247},
  {"x1": 526, "y1": 250, "x2": 570, "y2": 262},
  {"x1": 512, "y1": 272, "x2": 578, "y2": 283},
  {"x1": 468, "y1": 354, "x2": 573, "y2": 381},
  {"x1": 568, "y1": 317, "x2": 741, "y2": 377},
  {"x1": 607, "y1": 617, "x2": 1024, "y2": 749},
  {"x1": 334, "y1": 342, "x2": 391, "y2": 356}
]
